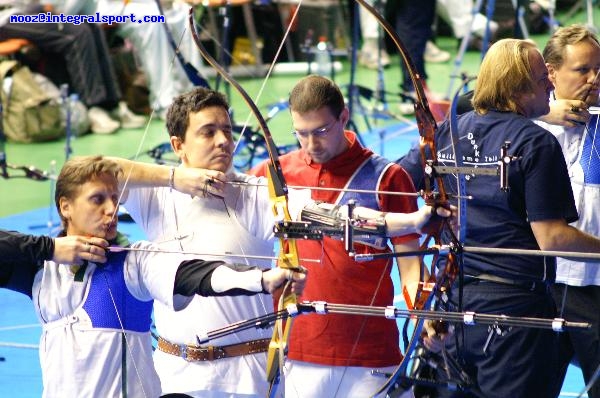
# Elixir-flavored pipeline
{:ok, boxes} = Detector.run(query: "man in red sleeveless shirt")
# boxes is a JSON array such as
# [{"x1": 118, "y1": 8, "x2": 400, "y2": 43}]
[{"x1": 250, "y1": 75, "x2": 428, "y2": 397}]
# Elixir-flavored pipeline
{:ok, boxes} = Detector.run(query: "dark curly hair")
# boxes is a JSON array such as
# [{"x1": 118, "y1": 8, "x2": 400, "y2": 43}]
[{"x1": 165, "y1": 87, "x2": 230, "y2": 141}]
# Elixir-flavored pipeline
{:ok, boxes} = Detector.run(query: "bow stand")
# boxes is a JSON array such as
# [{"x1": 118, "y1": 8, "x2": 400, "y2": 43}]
[{"x1": 0, "y1": 102, "x2": 52, "y2": 182}]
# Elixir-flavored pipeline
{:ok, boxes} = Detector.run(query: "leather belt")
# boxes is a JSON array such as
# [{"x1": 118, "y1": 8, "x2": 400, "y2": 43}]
[
  {"x1": 464, "y1": 273, "x2": 549, "y2": 293},
  {"x1": 157, "y1": 336, "x2": 270, "y2": 362}
]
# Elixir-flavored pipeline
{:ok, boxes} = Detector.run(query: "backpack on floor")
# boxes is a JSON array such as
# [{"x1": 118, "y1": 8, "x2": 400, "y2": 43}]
[{"x1": 0, "y1": 60, "x2": 64, "y2": 143}]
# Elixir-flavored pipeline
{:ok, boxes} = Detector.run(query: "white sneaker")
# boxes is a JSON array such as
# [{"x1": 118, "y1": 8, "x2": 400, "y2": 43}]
[
  {"x1": 359, "y1": 38, "x2": 391, "y2": 69},
  {"x1": 114, "y1": 101, "x2": 147, "y2": 129},
  {"x1": 424, "y1": 41, "x2": 451, "y2": 63},
  {"x1": 398, "y1": 91, "x2": 416, "y2": 115},
  {"x1": 398, "y1": 101, "x2": 415, "y2": 115},
  {"x1": 88, "y1": 107, "x2": 120, "y2": 135}
]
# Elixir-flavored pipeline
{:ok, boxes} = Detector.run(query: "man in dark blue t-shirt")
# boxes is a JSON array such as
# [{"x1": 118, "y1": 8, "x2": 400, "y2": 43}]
[{"x1": 399, "y1": 38, "x2": 600, "y2": 398}]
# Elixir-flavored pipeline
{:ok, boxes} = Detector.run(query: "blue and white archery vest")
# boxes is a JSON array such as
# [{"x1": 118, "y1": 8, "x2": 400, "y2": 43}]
[
  {"x1": 335, "y1": 153, "x2": 394, "y2": 208},
  {"x1": 34, "y1": 248, "x2": 162, "y2": 398},
  {"x1": 576, "y1": 113, "x2": 600, "y2": 185},
  {"x1": 43, "y1": 250, "x2": 153, "y2": 333},
  {"x1": 335, "y1": 154, "x2": 393, "y2": 248}
]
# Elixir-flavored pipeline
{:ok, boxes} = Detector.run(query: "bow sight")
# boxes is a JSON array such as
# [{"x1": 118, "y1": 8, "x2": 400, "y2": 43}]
[
  {"x1": 424, "y1": 141, "x2": 518, "y2": 193},
  {"x1": 274, "y1": 199, "x2": 388, "y2": 253}
]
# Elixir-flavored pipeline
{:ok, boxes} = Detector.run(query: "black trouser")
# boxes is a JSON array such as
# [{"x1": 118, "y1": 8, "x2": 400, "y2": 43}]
[
  {"x1": 0, "y1": 6, "x2": 121, "y2": 108},
  {"x1": 551, "y1": 283, "x2": 600, "y2": 398},
  {"x1": 434, "y1": 281, "x2": 560, "y2": 398},
  {"x1": 394, "y1": 0, "x2": 435, "y2": 92}
]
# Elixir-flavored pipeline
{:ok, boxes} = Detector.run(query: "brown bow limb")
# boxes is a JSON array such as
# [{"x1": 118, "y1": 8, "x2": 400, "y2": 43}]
[
  {"x1": 354, "y1": 1, "x2": 463, "y2": 395},
  {"x1": 187, "y1": 8, "x2": 302, "y2": 394},
  {"x1": 354, "y1": 0, "x2": 457, "y2": 260}
]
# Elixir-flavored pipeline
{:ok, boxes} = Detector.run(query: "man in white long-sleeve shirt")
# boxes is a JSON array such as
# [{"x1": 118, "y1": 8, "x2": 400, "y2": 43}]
[{"x1": 536, "y1": 24, "x2": 600, "y2": 398}]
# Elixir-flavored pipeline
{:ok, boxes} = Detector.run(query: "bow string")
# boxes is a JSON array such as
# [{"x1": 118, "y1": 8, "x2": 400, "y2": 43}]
[
  {"x1": 354, "y1": 1, "x2": 464, "y2": 395},
  {"x1": 187, "y1": 7, "x2": 304, "y2": 395}
]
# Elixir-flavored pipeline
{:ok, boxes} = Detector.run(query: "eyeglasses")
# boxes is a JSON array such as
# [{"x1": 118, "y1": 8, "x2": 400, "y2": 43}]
[{"x1": 291, "y1": 119, "x2": 338, "y2": 139}]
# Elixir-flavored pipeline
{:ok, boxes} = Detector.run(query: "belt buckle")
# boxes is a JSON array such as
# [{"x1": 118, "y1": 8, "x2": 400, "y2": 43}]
[{"x1": 178, "y1": 344, "x2": 192, "y2": 362}]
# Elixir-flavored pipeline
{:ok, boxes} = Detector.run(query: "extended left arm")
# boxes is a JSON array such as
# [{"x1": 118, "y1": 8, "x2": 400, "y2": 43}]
[
  {"x1": 353, "y1": 205, "x2": 453, "y2": 236},
  {"x1": 173, "y1": 259, "x2": 306, "y2": 297}
]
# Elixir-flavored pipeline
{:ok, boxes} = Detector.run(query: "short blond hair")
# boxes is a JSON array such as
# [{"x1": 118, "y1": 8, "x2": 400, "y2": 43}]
[
  {"x1": 473, "y1": 39, "x2": 539, "y2": 114},
  {"x1": 544, "y1": 24, "x2": 600, "y2": 68},
  {"x1": 55, "y1": 155, "x2": 122, "y2": 228}
]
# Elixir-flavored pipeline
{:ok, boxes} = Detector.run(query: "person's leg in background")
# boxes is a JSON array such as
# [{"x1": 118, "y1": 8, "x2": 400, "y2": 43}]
[
  {"x1": 1, "y1": 2, "x2": 147, "y2": 134},
  {"x1": 100, "y1": 0, "x2": 205, "y2": 118},
  {"x1": 358, "y1": 0, "x2": 391, "y2": 69},
  {"x1": 436, "y1": 0, "x2": 499, "y2": 52},
  {"x1": 395, "y1": 0, "x2": 435, "y2": 92},
  {"x1": 551, "y1": 284, "x2": 600, "y2": 398},
  {"x1": 68, "y1": 22, "x2": 146, "y2": 134}
]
